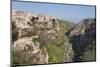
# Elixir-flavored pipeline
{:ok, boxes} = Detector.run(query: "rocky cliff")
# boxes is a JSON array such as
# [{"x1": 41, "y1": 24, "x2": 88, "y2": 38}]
[
  {"x1": 66, "y1": 18, "x2": 96, "y2": 62},
  {"x1": 12, "y1": 10, "x2": 96, "y2": 66},
  {"x1": 12, "y1": 10, "x2": 58, "y2": 65},
  {"x1": 12, "y1": 10, "x2": 74, "y2": 65}
]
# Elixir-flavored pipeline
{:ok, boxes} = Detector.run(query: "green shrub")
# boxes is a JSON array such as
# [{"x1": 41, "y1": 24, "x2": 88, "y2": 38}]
[
  {"x1": 32, "y1": 38, "x2": 39, "y2": 42},
  {"x1": 80, "y1": 49, "x2": 96, "y2": 61},
  {"x1": 46, "y1": 42, "x2": 64, "y2": 63},
  {"x1": 12, "y1": 50, "x2": 35, "y2": 65}
]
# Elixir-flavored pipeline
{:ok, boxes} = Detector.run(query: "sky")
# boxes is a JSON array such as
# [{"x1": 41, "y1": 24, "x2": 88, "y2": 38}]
[{"x1": 12, "y1": 1, "x2": 96, "y2": 23}]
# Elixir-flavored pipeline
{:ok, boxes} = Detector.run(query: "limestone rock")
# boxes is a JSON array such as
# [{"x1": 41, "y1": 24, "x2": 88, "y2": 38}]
[
  {"x1": 12, "y1": 10, "x2": 61, "y2": 65},
  {"x1": 66, "y1": 18, "x2": 96, "y2": 62}
]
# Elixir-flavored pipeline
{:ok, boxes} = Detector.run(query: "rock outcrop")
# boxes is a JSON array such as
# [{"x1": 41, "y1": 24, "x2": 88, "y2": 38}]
[
  {"x1": 12, "y1": 10, "x2": 96, "y2": 65},
  {"x1": 12, "y1": 10, "x2": 73, "y2": 65},
  {"x1": 66, "y1": 18, "x2": 96, "y2": 62},
  {"x1": 12, "y1": 10, "x2": 60, "y2": 64}
]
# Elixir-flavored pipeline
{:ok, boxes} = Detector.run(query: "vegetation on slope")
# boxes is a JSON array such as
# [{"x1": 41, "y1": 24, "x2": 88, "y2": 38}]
[{"x1": 45, "y1": 19, "x2": 73, "y2": 63}]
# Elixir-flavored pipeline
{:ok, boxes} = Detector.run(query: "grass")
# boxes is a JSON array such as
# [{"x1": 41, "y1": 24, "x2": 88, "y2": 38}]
[
  {"x1": 46, "y1": 42, "x2": 64, "y2": 63},
  {"x1": 12, "y1": 50, "x2": 23, "y2": 65},
  {"x1": 12, "y1": 19, "x2": 73, "y2": 64},
  {"x1": 45, "y1": 20, "x2": 73, "y2": 63},
  {"x1": 80, "y1": 48, "x2": 96, "y2": 61}
]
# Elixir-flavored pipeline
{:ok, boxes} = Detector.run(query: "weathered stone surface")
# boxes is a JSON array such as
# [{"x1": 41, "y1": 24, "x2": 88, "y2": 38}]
[
  {"x1": 12, "y1": 10, "x2": 58, "y2": 64},
  {"x1": 12, "y1": 10, "x2": 75, "y2": 65},
  {"x1": 66, "y1": 18, "x2": 96, "y2": 62},
  {"x1": 12, "y1": 10, "x2": 60, "y2": 39}
]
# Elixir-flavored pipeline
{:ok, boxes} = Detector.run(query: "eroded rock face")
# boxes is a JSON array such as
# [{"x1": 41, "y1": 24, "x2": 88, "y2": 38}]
[
  {"x1": 12, "y1": 10, "x2": 60, "y2": 40},
  {"x1": 12, "y1": 10, "x2": 95, "y2": 64},
  {"x1": 66, "y1": 18, "x2": 96, "y2": 62},
  {"x1": 12, "y1": 10, "x2": 74, "y2": 65},
  {"x1": 64, "y1": 42, "x2": 74, "y2": 62},
  {"x1": 12, "y1": 10, "x2": 64, "y2": 65},
  {"x1": 12, "y1": 37, "x2": 40, "y2": 54},
  {"x1": 12, "y1": 10, "x2": 60, "y2": 64}
]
